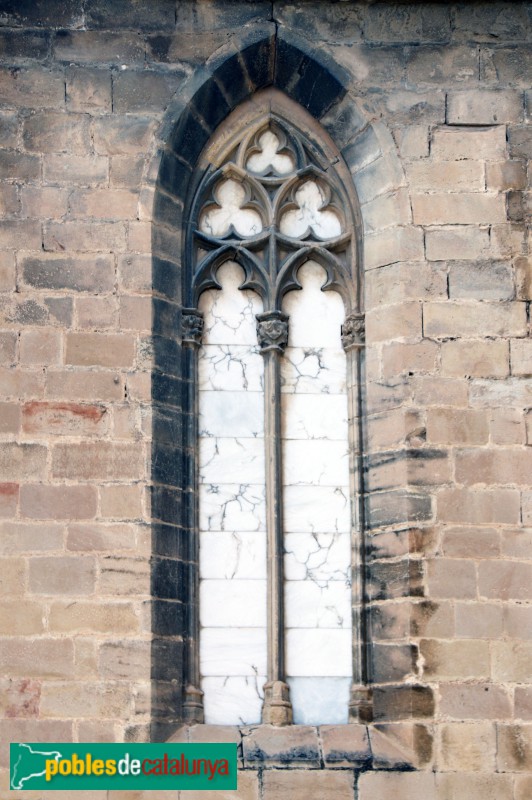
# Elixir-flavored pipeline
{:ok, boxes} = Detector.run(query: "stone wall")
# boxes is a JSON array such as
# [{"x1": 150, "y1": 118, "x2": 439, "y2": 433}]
[{"x1": 0, "y1": 2, "x2": 531, "y2": 798}]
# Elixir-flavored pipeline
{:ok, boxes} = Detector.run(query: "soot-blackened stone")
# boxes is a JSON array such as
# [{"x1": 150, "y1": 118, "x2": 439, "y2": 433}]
[
  {"x1": 151, "y1": 598, "x2": 186, "y2": 637},
  {"x1": 151, "y1": 557, "x2": 188, "y2": 602},
  {"x1": 169, "y1": 106, "x2": 210, "y2": 168},
  {"x1": 275, "y1": 36, "x2": 346, "y2": 119},
  {"x1": 152, "y1": 257, "x2": 181, "y2": 303},
  {"x1": 158, "y1": 151, "x2": 193, "y2": 201},
  {"x1": 152, "y1": 523, "x2": 189, "y2": 560},
  {"x1": 152, "y1": 443, "x2": 184, "y2": 487},
  {"x1": 189, "y1": 78, "x2": 231, "y2": 132},
  {"x1": 150, "y1": 484, "x2": 183, "y2": 526},
  {"x1": 151, "y1": 637, "x2": 184, "y2": 681},
  {"x1": 152, "y1": 372, "x2": 183, "y2": 409},
  {"x1": 151, "y1": 297, "x2": 180, "y2": 339}
]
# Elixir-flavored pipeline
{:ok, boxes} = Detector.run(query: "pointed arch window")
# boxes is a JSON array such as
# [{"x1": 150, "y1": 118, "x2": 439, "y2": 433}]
[{"x1": 179, "y1": 91, "x2": 367, "y2": 726}]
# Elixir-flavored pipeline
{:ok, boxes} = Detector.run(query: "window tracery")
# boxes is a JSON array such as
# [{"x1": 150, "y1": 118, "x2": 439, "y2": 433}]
[{"x1": 179, "y1": 95, "x2": 367, "y2": 726}]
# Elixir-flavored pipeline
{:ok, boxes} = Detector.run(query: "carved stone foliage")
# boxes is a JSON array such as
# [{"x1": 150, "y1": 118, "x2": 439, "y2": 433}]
[
  {"x1": 341, "y1": 312, "x2": 365, "y2": 351},
  {"x1": 181, "y1": 308, "x2": 204, "y2": 346},
  {"x1": 256, "y1": 311, "x2": 289, "y2": 353}
]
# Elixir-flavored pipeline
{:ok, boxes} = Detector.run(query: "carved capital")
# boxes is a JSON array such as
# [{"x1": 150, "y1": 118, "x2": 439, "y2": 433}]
[
  {"x1": 341, "y1": 312, "x2": 365, "y2": 351},
  {"x1": 181, "y1": 308, "x2": 204, "y2": 346},
  {"x1": 256, "y1": 311, "x2": 289, "y2": 354}
]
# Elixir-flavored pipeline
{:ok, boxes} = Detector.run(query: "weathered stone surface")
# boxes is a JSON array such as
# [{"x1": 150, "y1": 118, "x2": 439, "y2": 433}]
[
  {"x1": 455, "y1": 602, "x2": 504, "y2": 641},
  {"x1": 421, "y1": 639, "x2": 490, "y2": 680},
  {"x1": 318, "y1": 724, "x2": 370, "y2": 767},
  {"x1": 358, "y1": 771, "x2": 436, "y2": 800},
  {"x1": 497, "y1": 724, "x2": 532, "y2": 772},
  {"x1": 262, "y1": 770, "x2": 353, "y2": 800},
  {"x1": 52, "y1": 442, "x2": 144, "y2": 481},
  {"x1": 20, "y1": 484, "x2": 97, "y2": 520},
  {"x1": 369, "y1": 723, "x2": 433, "y2": 769},
  {"x1": 372, "y1": 685, "x2": 435, "y2": 721},
  {"x1": 447, "y1": 89, "x2": 523, "y2": 125},
  {"x1": 439, "y1": 722, "x2": 496, "y2": 771},
  {"x1": 424, "y1": 302, "x2": 526, "y2": 339},
  {"x1": 242, "y1": 725, "x2": 320, "y2": 767},
  {"x1": 441, "y1": 340, "x2": 509, "y2": 378},
  {"x1": 439, "y1": 684, "x2": 511, "y2": 720},
  {"x1": 437, "y1": 487, "x2": 520, "y2": 524}
]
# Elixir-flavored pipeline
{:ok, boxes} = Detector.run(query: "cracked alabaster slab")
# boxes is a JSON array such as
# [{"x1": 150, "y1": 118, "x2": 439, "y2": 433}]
[
  {"x1": 199, "y1": 344, "x2": 263, "y2": 392},
  {"x1": 200, "y1": 628, "x2": 267, "y2": 676},
  {"x1": 199, "y1": 436, "x2": 265, "y2": 484},
  {"x1": 281, "y1": 346, "x2": 346, "y2": 394},
  {"x1": 284, "y1": 262, "x2": 345, "y2": 348},
  {"x1": 202, "y1": 676, "x2": 265, "y2": 726},
  {"x1": 284, "y1": 531, "x2": 351, "y2": 583},
  {"x1": 198, "y1": 262, "x2": 263, "y2": 346},
  {"x1": 282, "y1": 393, "x2": 348, "y2": 440},
  {"x1": 199, "y1": 483, "x2": 266, "y2": 532},
  {"x1": 199, "y1": 390, "x2": 264, "y2": 438},
  {"x1": 285, "y1": 580, "x2": 351, "y2": 628},
  {"x1": 200, "y1": 531, "x2": 267, "y2": 580},
  {"x1": 283, "y1": 484, "x2": 350, "y2": 533}
]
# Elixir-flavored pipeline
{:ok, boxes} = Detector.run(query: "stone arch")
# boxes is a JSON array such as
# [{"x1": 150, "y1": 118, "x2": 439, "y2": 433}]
[{"x1": 149, "y1": 27, "x2": 412, "y2": 740}]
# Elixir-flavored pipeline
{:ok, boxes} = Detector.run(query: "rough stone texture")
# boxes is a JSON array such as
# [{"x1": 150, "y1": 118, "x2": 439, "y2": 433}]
[{"x1": 0, "y1": 2, "x2": 529, "y2": 797}]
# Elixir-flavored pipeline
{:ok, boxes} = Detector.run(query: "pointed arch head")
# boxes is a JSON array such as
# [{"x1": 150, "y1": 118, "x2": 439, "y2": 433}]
[{"x1": 151, "y1": 28, "x2": 368, "y2": 313}]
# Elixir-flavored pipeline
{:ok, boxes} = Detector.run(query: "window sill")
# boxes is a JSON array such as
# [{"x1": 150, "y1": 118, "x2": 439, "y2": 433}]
[{"x1": 167, "y1": 722, "x2": 433, "y2": 771}]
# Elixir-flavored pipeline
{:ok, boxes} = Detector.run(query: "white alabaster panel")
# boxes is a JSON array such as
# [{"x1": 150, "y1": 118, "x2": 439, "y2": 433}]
[
  {"x1": 200, "y1": 628, "x2": 267, "y2": 676},
  {"x1": 283, "y1": 485, "x2": 350, "y2": 533},
  {"x1": 284, "y1": 532, "x2": 351, "y2": 583},
  {"x1": 202, "y1": 676, "x2": 265, "y2": 725},
  {"x1": 199, "y1": 264, "x2": 267, "y2": 722},
  {"x1": 246, "y1": 130, "x2": 295, "y2": 175},
  {"x1": 199, "y1": 483, "x2": 265, "y2": 532},
  {"x1": 198, "y1": 262, "x2": 263, "y2": 345},
  {"x1": 199, "y1": 345, "x2": 263, "y2": 392},
  {"x1": 281, "y1": 346, "x2": 346, "y2": 395},
  {"x1": 286, "y1": 629, "x2": 352, "y2": 677},
  {"x1": 200, "y1": 531, "x2": 267, "y2": 580},
  {"x1": 282, "y1": 393, "x2": 348, "y2": 441},
  {"x1": 199, "y1": 391, "x2": 263, "y2": 438},
  {"x1": 288, "y1": 677, "x2": 351, "y2": 725},
  {"x1": 200, "y1": 580, "x2": 267, "y2": 627},
  {"x1": 199, "y1": 437, "x2": 265, "y2": 485},
  {"x1": 200, "y1": 181, "x2": 263, "y2": 238},
  {"x1": 285, "y1": 581, "x2": 351, "y2": 628},
  {"x1": 283, "y1": 439, "x2": 349, "y2": 486},
  {"x1": 283, "y1": 262, "x2": 345, "y2": 347},
  {"x1": 282, "y1": 264, "x2": 352, "y2": 708},
  {"x1": 280, "y1": 184, "x2": 342, "y2": 241}
]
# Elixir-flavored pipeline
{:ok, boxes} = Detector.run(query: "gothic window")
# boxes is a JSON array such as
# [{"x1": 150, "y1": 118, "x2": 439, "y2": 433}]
[{"x1": 180, "y1": 91, "x2": 365, "y2": 727}]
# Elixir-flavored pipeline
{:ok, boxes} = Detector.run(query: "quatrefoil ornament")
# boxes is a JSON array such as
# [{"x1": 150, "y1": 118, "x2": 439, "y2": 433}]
[
  {"x1": 280, "y1": 180, "x2": 342, "y2": 240},
  {"x1": 199, "y1": 178, "x2": 263, "y2": 238}
]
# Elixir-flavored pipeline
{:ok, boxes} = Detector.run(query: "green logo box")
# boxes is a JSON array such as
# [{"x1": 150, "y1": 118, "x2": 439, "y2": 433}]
[{"x1": 10, "y1": 742, "x2": 237, "y2": 791}]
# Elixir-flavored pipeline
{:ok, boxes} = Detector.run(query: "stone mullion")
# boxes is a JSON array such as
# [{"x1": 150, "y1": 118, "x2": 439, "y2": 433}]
[
  {"x1": 181, "y1": 309, "x2": 205, "y2": 723},
  {"x1": 256, "y1": 310, "x2": 293, "y2": 726},
  {"x1": 342, "y1": 312, "x2": 372, "y2": 723}
]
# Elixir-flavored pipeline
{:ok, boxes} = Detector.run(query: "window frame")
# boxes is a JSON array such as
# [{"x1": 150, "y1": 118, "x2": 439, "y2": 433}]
[{"x1": 178, "y1": 90, "x2": 369, "y2": 726}]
